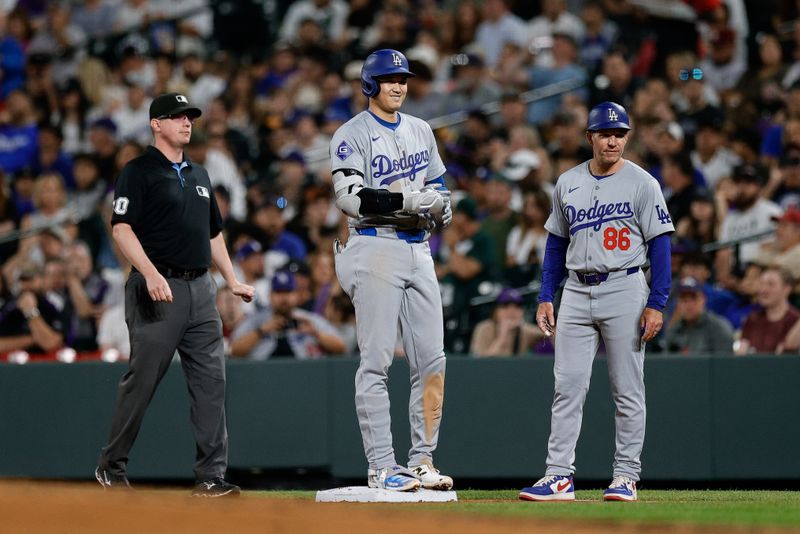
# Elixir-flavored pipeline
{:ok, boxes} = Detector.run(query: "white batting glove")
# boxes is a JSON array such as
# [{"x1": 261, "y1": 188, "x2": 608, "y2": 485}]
[
  {"x1": 437, "y1": 188, "x2": 452, "y2": 228},
  {"x1": 440, "y1": 201, "x2": 452, "y2": 227},
  {"x1": 403, "y1": 188, "x2": 444, "y2": 215}
]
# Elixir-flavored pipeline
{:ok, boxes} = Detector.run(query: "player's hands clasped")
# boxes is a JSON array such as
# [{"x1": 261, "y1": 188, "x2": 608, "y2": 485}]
[
  {"x1": 536, "y1": 302, "x2": 556, "y2": 337},
  {"x1": 402, "y1": 188, "x2": 444, "y2": 215},
  {"x1": 639, "y1": 307, "x2": 663, "y2": 342}
]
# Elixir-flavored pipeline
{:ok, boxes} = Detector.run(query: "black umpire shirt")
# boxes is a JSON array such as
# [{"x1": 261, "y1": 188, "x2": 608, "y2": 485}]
[{"x1": 111, "y1": 146, "x2": 223, "y2": 270}]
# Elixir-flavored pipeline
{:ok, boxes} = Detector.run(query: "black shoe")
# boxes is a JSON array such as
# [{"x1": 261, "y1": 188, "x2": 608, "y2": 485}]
[
  {"x1": 191, "y1": 477, "x2": 241, "y2": 498},
  {"x1": 95, "y1": 466, "x2": 132, "y2": 490}
]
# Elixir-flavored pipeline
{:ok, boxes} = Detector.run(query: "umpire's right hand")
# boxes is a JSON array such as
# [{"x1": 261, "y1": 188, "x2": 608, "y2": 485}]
[{"x1": 145, "y1": 271, "x2": 173, "y2": 303}]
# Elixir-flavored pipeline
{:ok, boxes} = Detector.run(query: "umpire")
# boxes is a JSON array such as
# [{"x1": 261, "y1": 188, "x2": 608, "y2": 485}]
[{"x1": 95, "y1": 93, "x2": 255, "y2": 497}]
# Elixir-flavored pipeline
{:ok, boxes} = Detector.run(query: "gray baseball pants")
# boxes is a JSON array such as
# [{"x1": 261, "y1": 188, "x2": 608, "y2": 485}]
[
  {"x1": 99, "y1": 271, "x2": 228, "y2": 481},
  {"x1": 545, "y1": 270, "x2": 649, "y2": 481},
  {"x1": 335, "y1": 233, "x2": 447, "y2": 470}
]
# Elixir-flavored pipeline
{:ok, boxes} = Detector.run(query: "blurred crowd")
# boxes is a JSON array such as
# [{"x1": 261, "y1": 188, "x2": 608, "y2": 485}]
[{"x1": 1, "y1": 0, "x2": 800, "y2": 361}]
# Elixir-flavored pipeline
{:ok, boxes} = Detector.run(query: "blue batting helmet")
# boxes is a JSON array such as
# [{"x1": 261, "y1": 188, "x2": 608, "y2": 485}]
[
  {"x1": 586, "y1": 101, "x2": 631, "y2": 131},
  {"x1": 361, "y1": 49, "x2": 415, "y2": 97}
]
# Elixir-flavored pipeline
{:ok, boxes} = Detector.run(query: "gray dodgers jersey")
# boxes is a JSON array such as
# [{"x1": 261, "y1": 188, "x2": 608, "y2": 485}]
[
  {"x1": 330, "y1": 110, "x2": 446, "y2": 229},
  {"x1": 545, "y1": 159, "x2": 675, "y2": 273}
]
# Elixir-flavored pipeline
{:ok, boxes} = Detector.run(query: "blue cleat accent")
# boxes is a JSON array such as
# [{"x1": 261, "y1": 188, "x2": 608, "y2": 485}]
[
  {"x1": 368, "y1": 465, "x2": 421, "y2": 492},
  {"x1": 519, "y1": 475, "x2": 575, "y2": 501}
]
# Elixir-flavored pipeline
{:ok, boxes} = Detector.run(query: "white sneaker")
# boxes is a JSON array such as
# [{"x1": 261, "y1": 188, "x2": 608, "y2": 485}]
[
  {"x1": 408, "y1": 461, "x2": 454, "y2": 490},
  {"x1": 368, "y1": 465, "x2": 421, "y2": 492},
  {"x1": 603, "y1": 475, "x2": 637, "y2": 501}
]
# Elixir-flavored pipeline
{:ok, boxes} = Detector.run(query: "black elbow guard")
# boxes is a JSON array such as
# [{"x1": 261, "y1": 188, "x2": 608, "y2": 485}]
[{"x1": 356, "y1": 188, "x2": 404, "y2": 215}]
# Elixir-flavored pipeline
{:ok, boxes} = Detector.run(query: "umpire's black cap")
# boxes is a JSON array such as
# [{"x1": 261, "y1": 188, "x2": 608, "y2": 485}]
[{"x1": 149, "y1": 92, "x2": 202, "y2": 120}]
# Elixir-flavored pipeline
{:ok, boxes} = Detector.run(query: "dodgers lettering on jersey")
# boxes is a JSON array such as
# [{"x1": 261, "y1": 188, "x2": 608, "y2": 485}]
[
  {"x1": 330, "y1": 110, "x2": 446, "y2": 228},
  {"x1": 545, "y1": 159, "x2": 674, "y2": 273},
  {"x1": 372, "y1": 150, "x2": 431, "y2": 186}
]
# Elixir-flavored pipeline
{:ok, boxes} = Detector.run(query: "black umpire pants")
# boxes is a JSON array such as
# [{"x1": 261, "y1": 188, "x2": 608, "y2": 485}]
[{"x1": 99, "y1": 271, "x2": 228, "y2": 481}]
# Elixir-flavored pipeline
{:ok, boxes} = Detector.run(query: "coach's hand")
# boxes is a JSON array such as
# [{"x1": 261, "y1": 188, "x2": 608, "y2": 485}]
[
  {"x1": 536, "y1": 302, "x2": 555, "y2": 337},
  {"x1": 403, "y1": 189, "x2": 444, "y2": 215},
  {"x1": 145, "y1": 272, "x2": 173, "y2": 303},
  {"x1": 231, "y1": 282, "x2": 255, "y2": 303},
  {"x1": 640, "y1": 307, "x2": 663, "y2": 343}
]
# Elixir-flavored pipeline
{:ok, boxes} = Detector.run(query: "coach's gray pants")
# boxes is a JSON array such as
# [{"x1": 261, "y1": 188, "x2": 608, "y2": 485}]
[
  {"x1": 545, "y1": 271, "x2": 649, "y2": 481},
  {"x1": 335, "y1": 234, "x2": 447, "y2": 470},
  {"x1": 99, "y1": 271, "x2": 228, "y2": 481}
]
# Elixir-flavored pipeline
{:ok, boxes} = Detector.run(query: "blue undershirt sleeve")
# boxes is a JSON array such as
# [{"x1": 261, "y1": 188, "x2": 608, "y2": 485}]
[
  {"x1": 424, "y1": 176, "x2": 446, "y2": 188},
  {"x1": 646, "y1": 233, "x2": 672, "y2": 311},
  {"x1": 538, "y1": 234, "x2": 569, "y2": 303}
]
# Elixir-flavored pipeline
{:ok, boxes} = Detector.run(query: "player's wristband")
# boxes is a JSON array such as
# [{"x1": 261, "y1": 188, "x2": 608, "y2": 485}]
[{"x1": 23, "y1": 307, "x2": 40, "y2": 320}]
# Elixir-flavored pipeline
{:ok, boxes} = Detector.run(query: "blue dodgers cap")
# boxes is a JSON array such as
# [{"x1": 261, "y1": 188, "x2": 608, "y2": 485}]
[
  {"x1": 234, "y1": 240, "x2": 262, "y2": 262},
  {"x1": 90, "y1": 116, "x2": 117, "y2": 134},
  {"x1": 496, "y1": 287, "x2": 523, "y2": 305},
  {"x1": 677, "y1": 276, "x2": 703, "y2": 293},
  {"x1": 271, "y1": 270, "x2": 296, "y2": 292}
]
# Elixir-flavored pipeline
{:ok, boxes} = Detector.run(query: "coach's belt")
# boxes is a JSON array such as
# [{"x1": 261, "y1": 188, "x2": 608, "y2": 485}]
[
  {"x1": 353, "y1": 227, "x2": 426, "y2": 243},
  {"x1": 570, "y1": 267, "x2": 640, "y2": 286},
  {"x1": 134, "y1": 265, "x2": 207, "y2": 281}
]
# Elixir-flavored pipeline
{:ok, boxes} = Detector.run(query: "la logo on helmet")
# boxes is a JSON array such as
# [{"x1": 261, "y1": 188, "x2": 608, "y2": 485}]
[
  {"x1": 176, "y1": 95, "x2": 189, "y2": 103},
  {"x1": 392, "y1": 53, "x2": 402, "y2": 66},
  {"x1": 608, "y1": 109, "x2": 618, "y2": 121}
]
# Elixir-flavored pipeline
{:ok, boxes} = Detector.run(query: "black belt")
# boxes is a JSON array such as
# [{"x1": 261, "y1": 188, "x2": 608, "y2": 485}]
[
  {"x1": 573, "y1": 267, "x2": 639, "y2": 285},
  {"x1": 134, "y1": 266, "x2": 208, "y2": 281}
]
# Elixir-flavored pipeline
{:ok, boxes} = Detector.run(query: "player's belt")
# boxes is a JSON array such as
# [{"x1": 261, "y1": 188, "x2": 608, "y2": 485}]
[
  {"x1": 353, "y1": 227, "x2": 426, "y2": 243},
  {"x1": 570, "y1": 267, "x2": 640, "y2": 286}
]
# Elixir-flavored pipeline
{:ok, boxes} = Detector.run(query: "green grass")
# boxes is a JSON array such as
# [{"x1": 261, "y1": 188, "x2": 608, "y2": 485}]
[{"x1": 249, "y1": 489, "x2": 800, "y2": 527}]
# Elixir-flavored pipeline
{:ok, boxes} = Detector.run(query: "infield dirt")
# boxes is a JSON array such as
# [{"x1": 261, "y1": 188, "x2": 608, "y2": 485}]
[{"x1": 0, "y1": 481, "x2": 789, "y2": 534}]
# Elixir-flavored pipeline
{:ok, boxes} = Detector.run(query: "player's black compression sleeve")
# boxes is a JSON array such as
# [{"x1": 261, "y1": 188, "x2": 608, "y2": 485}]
[{"x1": 356, "y1": 188, "x2": 404, "y2": 215}]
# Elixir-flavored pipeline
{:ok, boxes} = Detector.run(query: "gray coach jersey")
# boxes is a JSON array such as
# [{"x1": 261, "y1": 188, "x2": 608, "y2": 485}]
[
  {"x1": 545, "y1": 159, "x2": 674, "y2": 273},
  {"x1": 330, "y1": 110, "x2": 446, "y2": 229}
]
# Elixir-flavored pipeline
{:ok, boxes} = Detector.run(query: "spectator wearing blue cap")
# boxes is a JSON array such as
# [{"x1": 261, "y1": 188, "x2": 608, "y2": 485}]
[
  {"x1": 662, "y1": 276, "x2": 734, "y2": 355},
  {"x1": 229, "y1": 269, "x2": 345, "y2": 359},
  {"x1": 249, "y1": 194, "x2": 308, "y2": 271},
  {"x1": 231, "y1": 240, "x2": 269, "y2": 313},
  {"x1": 470, "y1": 287, "x2": 543, "y2": 357}
]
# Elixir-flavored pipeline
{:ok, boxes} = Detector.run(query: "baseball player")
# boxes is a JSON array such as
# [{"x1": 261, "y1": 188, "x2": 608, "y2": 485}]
[
  {"x1": 330, "y1": 49, "x2": 453, "y2": 492},
  {"x1": 519, "y1": 102, "x2": 673, "y2": 502}
]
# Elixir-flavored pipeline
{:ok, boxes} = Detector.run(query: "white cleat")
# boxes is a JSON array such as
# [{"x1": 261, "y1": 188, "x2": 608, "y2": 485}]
[
  {"x1": 368, "y1": 465, "x2": 421, "y2": 492},
  {"x1": 408, "y1": 461, "x2": 454, "y2": 490},
  {"x1": 603, "y1": 475, "x2": 638, "y2": 501}
]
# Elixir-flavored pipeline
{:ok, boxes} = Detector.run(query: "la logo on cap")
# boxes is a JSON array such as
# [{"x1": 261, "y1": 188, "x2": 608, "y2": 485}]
[{"x1": 176, "y1": 95, "x2": 188, "y2": 103}]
